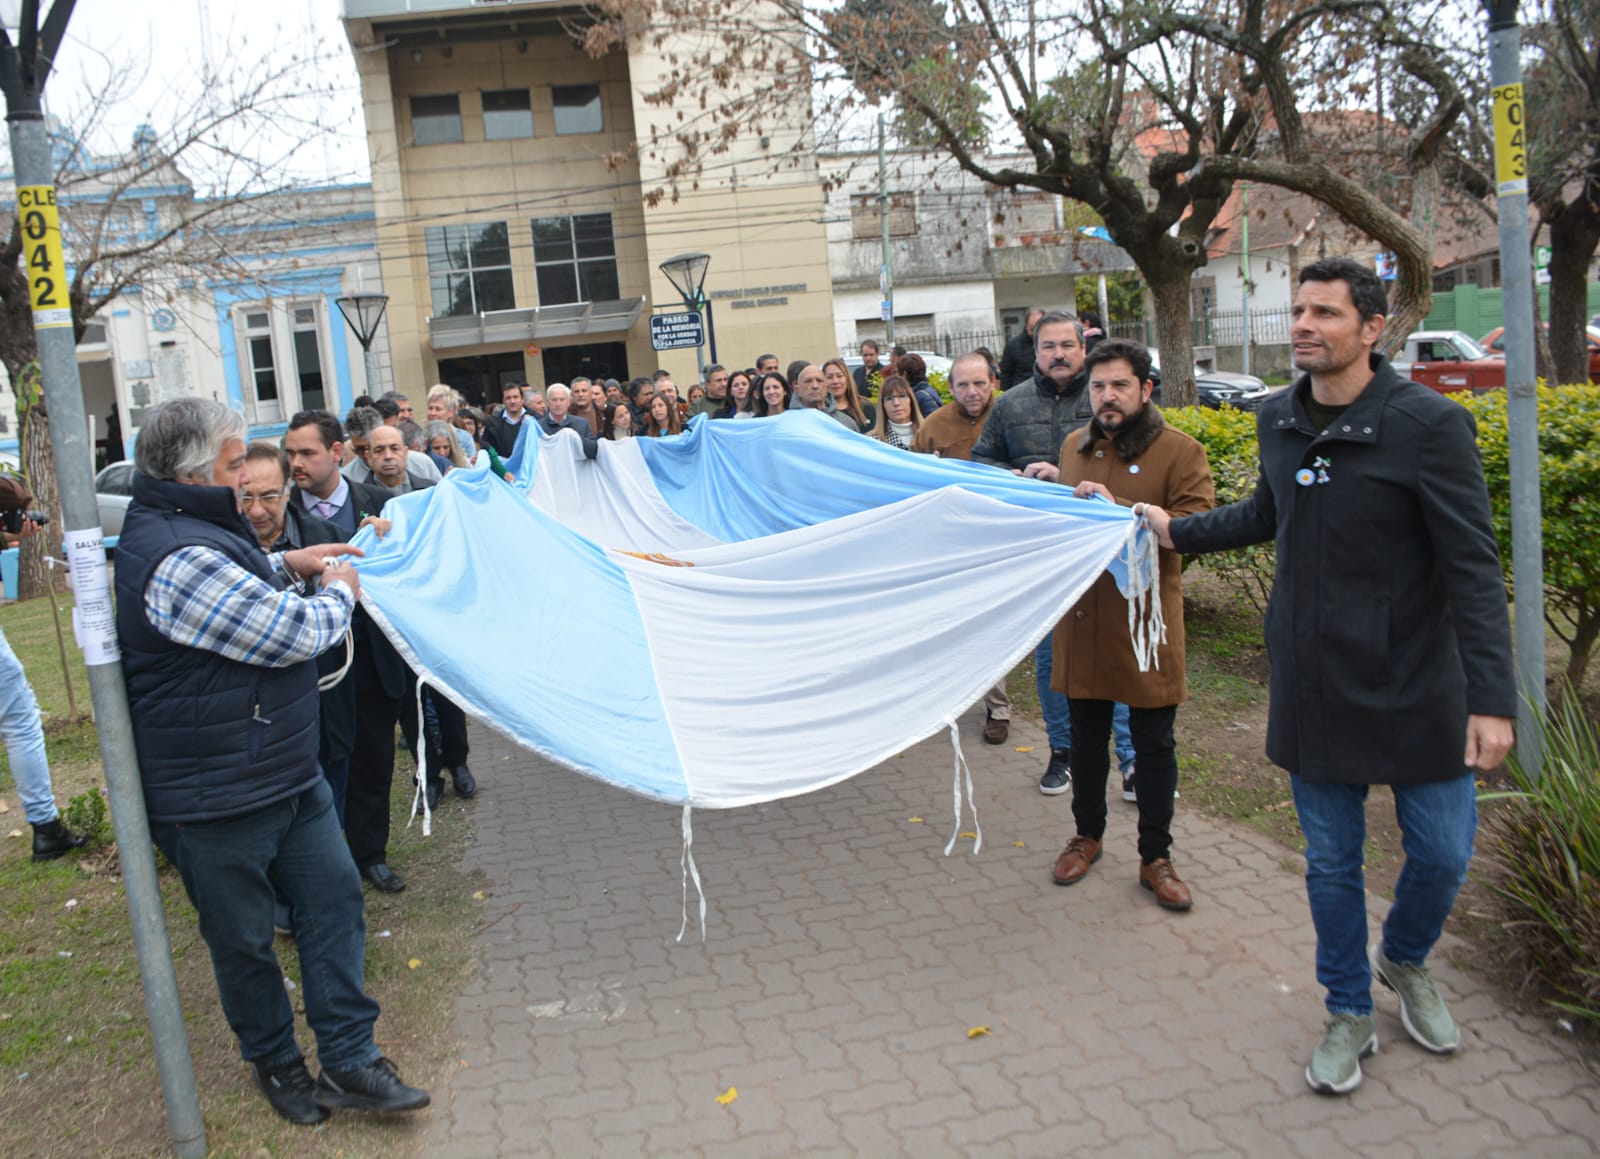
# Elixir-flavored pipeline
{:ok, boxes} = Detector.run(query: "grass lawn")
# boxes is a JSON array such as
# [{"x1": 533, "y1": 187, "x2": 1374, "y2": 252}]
[{"x1": 0, "y1": 594, "x2": 484, "y2": 1158}]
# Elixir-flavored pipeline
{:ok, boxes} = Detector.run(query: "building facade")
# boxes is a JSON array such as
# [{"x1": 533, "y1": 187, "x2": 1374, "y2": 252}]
[{"x1": 341, "y1": 0, "x2": 836, "y2": 403}]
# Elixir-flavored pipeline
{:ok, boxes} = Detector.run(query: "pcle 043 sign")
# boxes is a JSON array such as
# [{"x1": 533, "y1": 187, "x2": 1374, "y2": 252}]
[{"x1": 19, "y1": 186, "x2": 72, "y2": 330}]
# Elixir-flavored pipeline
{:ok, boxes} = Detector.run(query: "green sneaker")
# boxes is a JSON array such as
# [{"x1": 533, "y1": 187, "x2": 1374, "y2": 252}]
[
  {"x1": 1370, "y1": 943, "x2": 1460, "y2": 1053},
  {"x1": 1305, "y1": 1013, "x2": 1377, "y2": 1095}
]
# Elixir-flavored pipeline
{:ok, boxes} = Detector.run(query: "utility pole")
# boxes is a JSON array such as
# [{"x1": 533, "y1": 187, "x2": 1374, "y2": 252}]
[
  {"x1": 1240, "y1": 182, "x2": 1253, "y2": 377},
  {"x1": 0, "y1": 5, "x2": 207, "y2": 1156},
  {"x1": 1486, "y1": 0, "x2": 1546, "y2": 771},
  {"x1": 878, "y1": 113, "x2": 895, "y2": 346}
]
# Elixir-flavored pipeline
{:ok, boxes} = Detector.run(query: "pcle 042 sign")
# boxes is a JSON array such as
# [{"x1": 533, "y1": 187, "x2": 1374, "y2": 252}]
[
  {"x1": 649, "y1": 311, "x2": 705, "y2": 351},
  {"x1": 19, "y1": 186, "x2": 72, "y2": 330}
]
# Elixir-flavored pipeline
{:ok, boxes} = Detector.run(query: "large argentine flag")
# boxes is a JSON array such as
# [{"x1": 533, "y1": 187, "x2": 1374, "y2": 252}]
[{"x1": 353, "y1": 411, "x2": 1156, "y2": 810}]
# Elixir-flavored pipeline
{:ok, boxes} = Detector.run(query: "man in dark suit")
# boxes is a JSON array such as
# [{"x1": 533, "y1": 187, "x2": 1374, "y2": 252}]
[{"x1": 538, "y1": 383, "x2": 599, "y2": 459}]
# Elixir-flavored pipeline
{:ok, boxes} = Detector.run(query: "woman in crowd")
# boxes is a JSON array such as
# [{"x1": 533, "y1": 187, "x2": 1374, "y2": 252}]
[
  {"x1": 426, "y1": 420, "x2": 470, "y2": 472},
  {"x1": 722, "y1": 369, "x2": 756, "y2": 418},
  {"x1": 605, "y1": 402, "x2": 636, "y2": 440},
  {"x1": 644, "y1": 394, "x2": 683, "y2": 437},
  {"x1": 823, "y1": 357, "x2": 873, "y2": 432},
  {"x1": 755, "y1": 372, "x2": 791, "y2": 417},
  {"x1": 687, "y1": 384, "x2": 707, "y2": 412},
  {"x1": 896, "y1": 353, "x2": 943, "y2": 420},
  {"x1": 866, "y1": 375, "x2": 924, "y2": 451}
]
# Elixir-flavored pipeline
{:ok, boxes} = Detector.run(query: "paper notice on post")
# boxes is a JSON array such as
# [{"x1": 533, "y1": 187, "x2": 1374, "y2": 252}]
[{"x1": 62, "y1": 527, "x2": 120, "y2": 665}]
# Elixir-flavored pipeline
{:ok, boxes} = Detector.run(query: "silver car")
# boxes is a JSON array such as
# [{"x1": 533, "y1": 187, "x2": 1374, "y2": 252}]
[{"x1": 95, "y1": 462, "x2": 136, "y2": 537}]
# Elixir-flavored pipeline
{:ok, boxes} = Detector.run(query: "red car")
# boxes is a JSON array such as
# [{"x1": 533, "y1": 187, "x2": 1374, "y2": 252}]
[{"x1": 1478, "y1": 325, "x2": 1600, "y2": 383}]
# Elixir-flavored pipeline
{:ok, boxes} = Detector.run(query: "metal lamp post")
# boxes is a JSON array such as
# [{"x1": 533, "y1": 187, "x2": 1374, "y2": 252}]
[
  {"x1": 658, "y1": 252, "x2": 717, "y2": 373},
  {"x1": 334, "y1": 291, "x2": 390, "y2": 399}
]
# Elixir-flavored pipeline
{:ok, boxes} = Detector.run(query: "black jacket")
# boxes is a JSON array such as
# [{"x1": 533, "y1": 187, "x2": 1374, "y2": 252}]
[
  {"x1": 116, "y1": 477, "x2": 323, "y2": 823},
  {"x1": 1170, "y1": 356, "x2": 1515, "y2": 785},
  {"x1": 482, "y1": 411, "x2": 532, "y2": 459},
  {"x1": 539, "y1": 413, "x2": 599, "y2": 460},
  {"x1": 998, "y1": 327, "x2": 1035, "y2": 390},
  {"x1": 970, "y1": 369, "x2": 1094, "y2": 470}
]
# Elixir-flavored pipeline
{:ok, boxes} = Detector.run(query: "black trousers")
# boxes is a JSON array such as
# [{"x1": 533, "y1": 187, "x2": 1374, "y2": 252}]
[
  {"x1": 345, "y1": 653, "x2": 403, "y2": 871},
  {"x1": 1068, "y1": 699, "x2": 1179, "y2": 864},
  {"x1": 399, "y1": 676, "x2": 469, "y2": 787}
]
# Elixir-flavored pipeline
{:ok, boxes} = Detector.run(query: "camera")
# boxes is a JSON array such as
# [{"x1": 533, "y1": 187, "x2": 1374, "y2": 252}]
[{"x1": 1, "y1": 508, "x2": 48, "y2": 533}]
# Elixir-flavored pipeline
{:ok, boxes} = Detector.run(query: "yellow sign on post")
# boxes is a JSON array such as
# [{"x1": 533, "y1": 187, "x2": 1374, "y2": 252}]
[
  {"x1": 1492, "y1": 83, "x2": 1528, "y2": 197},
  {"x1": 18, "y1": 184, "x2": 72, "y2": 330}
]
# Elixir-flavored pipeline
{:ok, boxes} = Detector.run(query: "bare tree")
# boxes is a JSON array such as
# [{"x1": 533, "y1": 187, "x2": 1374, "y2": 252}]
[{"x1": 0, "y1": 33, "x2": 359, "y2": 598}]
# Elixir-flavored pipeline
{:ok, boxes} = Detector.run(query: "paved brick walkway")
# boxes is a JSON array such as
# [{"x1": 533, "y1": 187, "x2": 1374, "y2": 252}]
[{"x1": 427, "y1": 709, "x2": 1598, "y2": 1157}]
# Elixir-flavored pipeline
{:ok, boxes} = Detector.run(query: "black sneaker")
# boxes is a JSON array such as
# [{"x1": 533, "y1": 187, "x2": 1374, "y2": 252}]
[
  {"x1": 1121, "y1": 764, "x2": 1138, "y2": 802},
  {"x1": 1039, "y1": 749, "x2": 1072, "y2": 796},
  {"x1": 451, "y1": 764, "x2": 477, "y2": 798},
  {"x1": 254, "y1": 1058, "x2": 330, "y2": 1125},
  {"x1": 315, "y1": 1056, "x2": 431, "y2": 1113}
]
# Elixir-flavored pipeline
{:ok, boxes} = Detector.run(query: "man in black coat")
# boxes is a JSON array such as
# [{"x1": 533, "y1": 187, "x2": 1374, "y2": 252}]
[
  {"x1": 481, "y1": 380, "x2": 533, "y2": 458},
  {"x1": 998, "y1": 307, "x2": 1044, "y2": 390},
  {"x1": 538, "y1": 383, "x2": 600, "y2": 459},
  {"x1": 1145, "y1": 257, "x2": 1514, "y2": 1096}
]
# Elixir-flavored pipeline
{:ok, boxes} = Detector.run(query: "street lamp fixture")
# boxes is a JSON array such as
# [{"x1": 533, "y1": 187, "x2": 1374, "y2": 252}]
[
  {"x1": 334, "y1": 291, "x2": 390, "y2": 397},
  {"x1": 657, "y1": 252, "x2": 717, "y2": 368},
  {"x1": 658, "y1": 252, "x2": 710, "y2": 304}
]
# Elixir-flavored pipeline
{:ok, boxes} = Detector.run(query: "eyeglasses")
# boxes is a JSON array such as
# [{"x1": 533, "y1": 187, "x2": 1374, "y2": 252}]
[{"x1": 238, "y1": 488, "x2": 290, "y2": 508}]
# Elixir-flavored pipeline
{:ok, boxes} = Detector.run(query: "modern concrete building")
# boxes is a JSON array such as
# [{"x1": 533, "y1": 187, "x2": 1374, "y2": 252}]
[{"x1": 339, "y1": 0, "x2": 837, "y2": 402}]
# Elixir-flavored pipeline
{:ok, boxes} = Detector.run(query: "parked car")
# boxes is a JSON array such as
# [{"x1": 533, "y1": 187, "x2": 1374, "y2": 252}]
[
  {"x1": 95, "y1": 462, "x2": 136, "y2": 537},
  {"x1": 1391, "y1": 330, "x2": 1504, "y2": 393},
  {"x1": 1149, "y1": 353, "x2": 1279, "y2": 411},
  {"x1": 1478, "y1": 324, "x2": 1600, "y2": 383}
]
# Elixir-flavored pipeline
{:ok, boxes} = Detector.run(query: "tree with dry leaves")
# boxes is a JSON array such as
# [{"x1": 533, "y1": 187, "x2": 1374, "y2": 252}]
[{"x1": 0, "y1": 36, "x2": 358, "y2": 599}]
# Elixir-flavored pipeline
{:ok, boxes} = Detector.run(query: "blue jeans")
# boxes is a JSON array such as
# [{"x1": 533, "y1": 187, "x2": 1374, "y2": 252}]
[
  {"x1": 1290, "y1": 773, "x2": 1477, "y2": 1016},
  {"x1": 152, "y1": 779, "x2": 381, "y2": 1070},
  {"x1": 1034, "y1": 634, "x2": 1133, "y2": 767},
  {"x1": 0, "y1": 625, "x2": 58, "y2": 825}
]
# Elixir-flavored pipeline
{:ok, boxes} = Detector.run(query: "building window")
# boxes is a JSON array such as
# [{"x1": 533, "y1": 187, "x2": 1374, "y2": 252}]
[
  {"x1": 552, "y1": 84, "x2": 603, "y2": 135},
  {"x1": 425, "y1": 221, "x2": 515, "y2": 317},
  {"x1": 850, "y1": 193, "x2": 916, "y2": 240},
  {"x1": 241, "y1": 310, "x2": 281, "y2": 422},
  {"x1": 531, "y1": 213, "x2": 619, "y2": 304},
  {"x1": 482, "y1": 88, "x2": 534, "y2": 140},
  {"x1": 411, "y1": 94, "x2": 463, "y2": 145},
  {"x1": 292, "y1": 306, "x2": 328, "y2": 413}
]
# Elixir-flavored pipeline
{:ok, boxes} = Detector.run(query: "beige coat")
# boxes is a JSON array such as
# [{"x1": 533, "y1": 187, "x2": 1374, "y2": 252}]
[{"x1": 1050, "y1": 406, "x2": 1214, "y2": 707}]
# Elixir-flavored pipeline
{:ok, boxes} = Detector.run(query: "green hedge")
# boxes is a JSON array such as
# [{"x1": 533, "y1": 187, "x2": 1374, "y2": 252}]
[{"x1": 1164, "y1": 405, "x2": 1274, "y2": 610}]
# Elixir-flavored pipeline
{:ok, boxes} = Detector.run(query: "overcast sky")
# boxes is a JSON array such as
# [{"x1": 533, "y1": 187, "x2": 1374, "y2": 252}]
[{"x1": 12, "y1": 0, "x2": 370, "y2": 184}]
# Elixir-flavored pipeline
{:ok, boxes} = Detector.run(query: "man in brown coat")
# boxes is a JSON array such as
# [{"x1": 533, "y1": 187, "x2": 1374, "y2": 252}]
[
  {"x1": 1048, "y1": 338, "x2": 1215, "y2": 910},
  {"x1": 914, "y1": 351, "x2": 995, "y2": 460}
]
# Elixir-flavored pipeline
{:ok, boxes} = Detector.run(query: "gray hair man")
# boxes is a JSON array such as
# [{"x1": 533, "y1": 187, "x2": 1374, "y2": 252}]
[{"x1": 112, "y1": 397, "x2": 429, "y2": 1124}]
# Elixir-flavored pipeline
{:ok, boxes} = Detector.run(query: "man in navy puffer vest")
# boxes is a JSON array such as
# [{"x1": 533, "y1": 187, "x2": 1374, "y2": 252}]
[{"x1": 114, "y1": 398, "x2": 429, "y2": 1126}]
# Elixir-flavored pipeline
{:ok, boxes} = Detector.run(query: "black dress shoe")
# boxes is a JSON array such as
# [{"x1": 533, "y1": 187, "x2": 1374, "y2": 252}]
[
  {"x1": 451, "y1": 764, "x2": 476, "y2": 799},
  {"x1": 361, "y1": 863, "x2": 406, "y2": 892},
  {"x1": 32, "y1": 818, "x2": 89, "y2": 862},
  {"x1": 314, "y1": 1056, "x2": 430, "y2": 1113},
  {"x1": 254, "y1": 1058, "x2": 331, "y2": 1125}
]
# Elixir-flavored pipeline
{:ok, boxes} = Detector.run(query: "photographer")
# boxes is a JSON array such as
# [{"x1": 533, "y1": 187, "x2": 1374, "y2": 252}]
[{"x1": 0, "y1": 471, "x2": 87, "y2": 861}]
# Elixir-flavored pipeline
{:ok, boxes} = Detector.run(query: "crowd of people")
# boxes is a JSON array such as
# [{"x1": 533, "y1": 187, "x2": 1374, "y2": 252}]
[{"x1": 5, "y1": 255, "x2": 1514, "y2": 1124}]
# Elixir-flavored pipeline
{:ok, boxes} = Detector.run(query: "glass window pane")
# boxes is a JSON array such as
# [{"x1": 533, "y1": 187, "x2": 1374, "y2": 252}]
[
  {"x1": 245, "y1": 312, "x2": 270, "y2": 330},
  {"x1": 579, "y1": 260, "x2": 620, "y2": 302},
  {"x1": 429, "y1": 272, "x2": 454, "y2": 316},
  {"x1": 482, "y1": 88, "x2": 533, "y2": 140},
  {"x1": 425, "y1": 226, "x2": 450, "y2": 269},
  {"x1": 469, "y1": 221, "x2": 511, "y2": 268},
  {"x1": 474, "y1": 268, "x2": 517, "y2": 313},
  {"x1": 536, "y1": 263, "x2": 579, "y2": 306},
  {"x1": 411, "y1": 94, "x2": 463, "y2": 145},
  {"x1": 294, "y1": 329, "x2": 326, "y2": 412},
  {"x1": 573, "y1": 213, "x2": 614, "y2": 258},
  {"x1": 552, "y1": 84, "x2": 603, "y2": 135},
  {"x1": 294, "y1": 307, "x2": 316, "y2": 327},
  {"x1": 531, "y1": 216, "x2": 573, "y2": 261}
]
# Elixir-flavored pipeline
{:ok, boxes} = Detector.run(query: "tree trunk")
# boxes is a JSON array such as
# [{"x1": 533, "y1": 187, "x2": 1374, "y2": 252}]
[
  {"x1": 14, "y1": 365, "x2": 65, "y2": 601},
  {"x1": 1558, "y1": 605, "x2": 1598, "y2": 702},
  {"x1": 1545, "y1": 201, "x2": 1600, "y2": 385},
  {"x1": 1144, "y1": 264, "x2": 1198, "y2": 408}
]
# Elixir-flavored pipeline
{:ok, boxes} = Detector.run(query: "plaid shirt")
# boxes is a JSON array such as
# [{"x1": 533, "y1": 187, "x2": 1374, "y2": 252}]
[{"x1": 144, "y1": 546, "x2": 355, "y2": 667}]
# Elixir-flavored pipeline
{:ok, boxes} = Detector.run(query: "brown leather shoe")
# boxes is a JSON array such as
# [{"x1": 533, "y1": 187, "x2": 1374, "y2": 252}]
[
  {"x1": 983, "y1": 714, "x2": 1009, "y2": 745},
  {"x1": 1051, "y1": 836, "x2": 1103, "y2": 885},
  {"x1": 1140, "y1": 858, "x2": 1193, "y2": 910}
]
